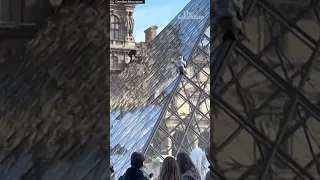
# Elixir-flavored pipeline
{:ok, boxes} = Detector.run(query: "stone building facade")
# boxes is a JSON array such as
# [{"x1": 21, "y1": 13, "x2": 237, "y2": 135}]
[
  {"x1": 110, "y1": 2, "x2": 158, "y2": 79},
  {"x1": 110, "y1": 2, "x2": 136, "y2": 78}
]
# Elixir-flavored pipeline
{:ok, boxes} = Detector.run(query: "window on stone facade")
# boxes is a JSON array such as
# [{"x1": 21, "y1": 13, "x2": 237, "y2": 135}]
[
  {"x1": 110, "y1": 15, "x2": 120, "y2": 40},
  {"x1": 110, "y1": 56, "x2": 119, "y2": 69}
]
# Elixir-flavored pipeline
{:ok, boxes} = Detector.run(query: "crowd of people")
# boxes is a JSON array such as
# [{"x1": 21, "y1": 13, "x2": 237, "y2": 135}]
[{"x1": 111, "y1": 147, "x2": 210, "y2": 180}]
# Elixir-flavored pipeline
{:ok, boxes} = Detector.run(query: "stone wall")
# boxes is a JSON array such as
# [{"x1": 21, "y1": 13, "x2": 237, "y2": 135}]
[{"x1": 0, "y1": 0, "x2": 110, "y2": 179}]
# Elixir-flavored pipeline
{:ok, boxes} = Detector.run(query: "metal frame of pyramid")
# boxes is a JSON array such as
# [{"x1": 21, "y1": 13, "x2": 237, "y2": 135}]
[{"x1": 210, "y1": 0, "x2": 320, "y2": 179}]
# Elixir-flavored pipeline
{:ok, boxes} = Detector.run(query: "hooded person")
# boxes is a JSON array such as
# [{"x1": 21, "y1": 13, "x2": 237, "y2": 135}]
[
  {"x1": 190, "y1": 148, "x2": 210, "y2": 180},
  {"x1": 119, "y1": 152, "x2": 149, "y2": 180},
  {"x1": 148, "y1": 173, "x2": 154, "y2": 180},
  {"x1": 128, "y1": 50, "x2": 137, "y2": 63}
]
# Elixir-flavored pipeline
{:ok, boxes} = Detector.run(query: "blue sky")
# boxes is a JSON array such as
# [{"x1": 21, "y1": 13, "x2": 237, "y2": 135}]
[{"x1": 133, "y1": 0, "x2": 190, "y2": 42}]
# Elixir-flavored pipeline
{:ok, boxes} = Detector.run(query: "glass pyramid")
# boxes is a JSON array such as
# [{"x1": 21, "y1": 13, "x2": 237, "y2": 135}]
[
  {"x1": 110, "y1": 0, "x2": 210, "y2": 178},
  {"x1": 209, "y1": 1, "x2": 320, "y2": 179}
]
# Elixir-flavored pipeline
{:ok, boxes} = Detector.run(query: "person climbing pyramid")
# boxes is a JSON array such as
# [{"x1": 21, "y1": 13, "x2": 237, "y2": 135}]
[{"x1": 177, "y1": 55, "x2": 187, "y2": 75}]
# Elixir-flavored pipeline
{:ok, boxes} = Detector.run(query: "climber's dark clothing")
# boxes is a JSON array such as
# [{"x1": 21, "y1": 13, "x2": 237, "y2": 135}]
[{"x1": 129, "y1": 50, "x2": 137, "y2": 62}]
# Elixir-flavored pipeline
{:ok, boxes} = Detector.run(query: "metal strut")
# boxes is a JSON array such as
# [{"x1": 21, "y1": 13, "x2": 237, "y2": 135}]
[
  {"x1": 210, "y1": 40, "x2": 236, "y2": 88},
  {"x1": 210, "y1": 39, "x2": 236, "y2": 178}
]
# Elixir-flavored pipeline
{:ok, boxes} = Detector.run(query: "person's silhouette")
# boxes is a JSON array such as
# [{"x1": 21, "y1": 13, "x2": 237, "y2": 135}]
[{"x1": 128, "y1": 50, "x2": 137, "y2": 63}]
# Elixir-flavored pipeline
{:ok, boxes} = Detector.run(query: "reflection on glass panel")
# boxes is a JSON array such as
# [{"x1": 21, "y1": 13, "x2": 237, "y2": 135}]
[
  {"x1": 110, "y1": 104, "x2": 163, "y2": 177},
  {"x1": 198, "y1": 96, "x2": 210, "y2": 115},
  {"x1": 175, "y1": 98, "x2": 191, "y2": 120},
  {"x1": 182, "y1": 130, "x2": 199, "y2": 150},
  {"x1": 191, "y1": 113, "x2": 210, "y2": 138},
  {"x1": 171, "y1": 123, "x2": 188, "y2": 154},
  {"x1": 110, "y1": 80, "x2": 177, "y2": 179}
]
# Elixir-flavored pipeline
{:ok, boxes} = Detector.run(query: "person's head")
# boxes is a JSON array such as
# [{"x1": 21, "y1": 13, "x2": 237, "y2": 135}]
[
  {"x1": 176, "y1": 152, "x2": 198, "y2": 174},
  {"x1": 149, "y1": 173, "x2": 154, "y2": 178},
  {"x1": 110, "y1": 161, "x2": 115, "y2": 173},
  {"x1": 159, "y1": 156, "x2": 181, "y2": 180},
  {"x1": 131, "y1": 152, "x2": 145, "y2": 169},
  {"x1": 129, "y1": 50, "x2": 137, "y2": 56},
  {"x1": 204, "y1": 146, "x2": 210, "y2": 161},
  {"x1": 178, "y1": 56, "x2": 183, "y2": 60}
]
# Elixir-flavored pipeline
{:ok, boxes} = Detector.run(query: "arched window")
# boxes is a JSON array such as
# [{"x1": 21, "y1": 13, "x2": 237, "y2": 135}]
[
  {"x1": 110, "y1": 56, "x2": 119, "y2": 69},
  {"x1": 110, "y1": 15, "x2": 120, "y2": 40}
]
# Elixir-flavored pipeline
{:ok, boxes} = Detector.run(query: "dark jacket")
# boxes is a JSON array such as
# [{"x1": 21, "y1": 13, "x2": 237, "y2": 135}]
[
  {"x1": 119, "y1": 167, "x2": 149, "y2": 180},
  {"x1": 182, "y1": 169, "x2": 201, "y2": 180}
]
